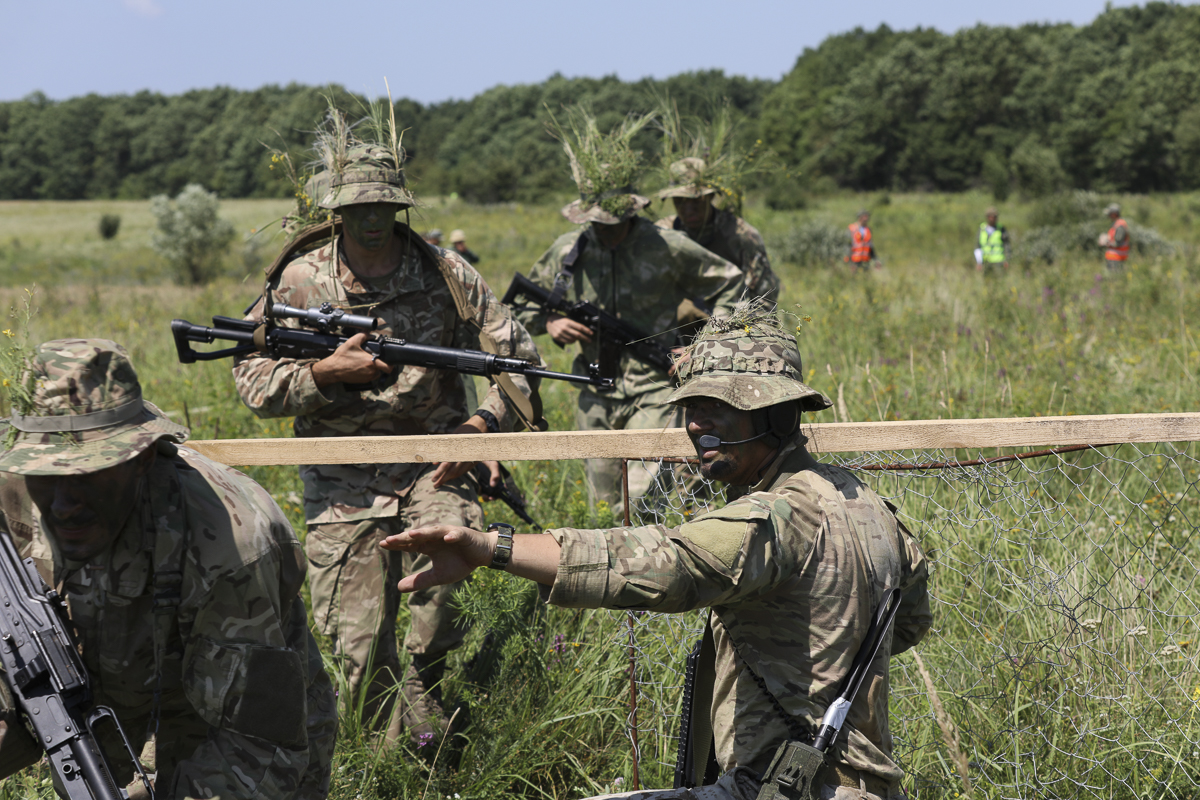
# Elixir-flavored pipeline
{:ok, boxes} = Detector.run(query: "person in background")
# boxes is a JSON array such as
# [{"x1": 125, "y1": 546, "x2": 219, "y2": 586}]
[
  {"x1": 424, "y1": 228, "x2": 443, "y2": 246},
  {"x1": 845, "y1": 210, "x2": 877, "y2": 271},
  {"x1": 975, "y1": 206, "x2": 1009, "y2": 272},
  {"x1": 1099, "y1": 203, "x2": 1130, "y2": 267},
  {"x1": 449, "y1": 229, "x2": 481, "y2": 265}
]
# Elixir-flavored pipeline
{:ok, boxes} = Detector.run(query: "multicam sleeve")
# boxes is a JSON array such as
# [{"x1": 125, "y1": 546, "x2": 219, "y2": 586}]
[
  {"x1": 443, "y1": 251, "x2": 544, "y2": 432},
  {"x1": 171, "y1": 539, "x2": 315, "y2": 799},
  {"x1": 230, "y1": 295, "x2": 336, "y2": 419},
  {"x1": 544, "y1": 501, "x2": 800, "y2": 612}
]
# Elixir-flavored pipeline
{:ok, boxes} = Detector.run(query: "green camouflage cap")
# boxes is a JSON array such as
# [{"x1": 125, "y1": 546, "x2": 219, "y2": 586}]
[
  {"x1": 656, "y1": 157, "x2": 718, "y2": 200},
  {"x1": 666, "y1": 308, "x2": 832, "y2": 413},
  {"x1": 0, "y1": 339, "x2": 188, "y2": 476},
  {"x1": 319, "y1": 143, "x2": 415, "y2": 211}
]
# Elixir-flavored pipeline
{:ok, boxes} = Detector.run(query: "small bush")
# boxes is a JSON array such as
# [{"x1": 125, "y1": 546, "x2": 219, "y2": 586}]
[
  {"x1": 150, "y1": 184, "x2": 235, "y2": 285},
  {"x1": 97, "y1": 214, "x2": 121, "y2": 240},
  {"x1": 769, "y1": 221, "x2": 846, "y2": 265}
]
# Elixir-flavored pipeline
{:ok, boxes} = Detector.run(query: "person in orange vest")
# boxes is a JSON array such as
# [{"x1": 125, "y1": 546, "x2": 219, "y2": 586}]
[
  {"x1": 845, "y1": 209, "x2": 877, "y2": 271},
  {"x1": 1098, "y1": 203, "x2": 1130, "y2": 266}
]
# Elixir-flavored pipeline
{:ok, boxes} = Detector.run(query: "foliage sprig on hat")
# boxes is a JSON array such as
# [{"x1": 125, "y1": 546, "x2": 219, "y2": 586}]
[
  {"x1": 655, "y1": 99, "x2": 776, "y2": 217},
  {"x1": 0, "y1": 289, "x2": 39, "y2": 447},
  {"x1": 547, "y1": 105, "x2": 655, "y2": 219}
]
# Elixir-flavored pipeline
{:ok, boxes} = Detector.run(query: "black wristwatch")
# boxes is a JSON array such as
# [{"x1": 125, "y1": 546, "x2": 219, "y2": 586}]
[{"x1": 487, "y1": 522, "x2": 515, "y2": 570}]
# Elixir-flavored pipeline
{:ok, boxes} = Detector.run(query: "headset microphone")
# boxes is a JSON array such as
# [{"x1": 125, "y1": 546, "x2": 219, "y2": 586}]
[{"x1": 695, "y1": 431, "x2": 773, "y2": 449}]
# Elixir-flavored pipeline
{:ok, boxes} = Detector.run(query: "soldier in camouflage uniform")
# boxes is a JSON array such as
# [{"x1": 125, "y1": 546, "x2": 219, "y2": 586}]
[
  {"x1": 233, "y1": 142, "x2": 543, "y2": 748},
  {"x1": 381, "y1": 307, "x2": 932, "y2": 800},
  {"x1": 518, "y1": 162, "x2": 745, "y2": 508},
  {"x1": 0, "y1": 339, "x2": 336, "y2": 799},
  {"x1": 656, "y1": 157, "x2": 781, "y2": 309}
]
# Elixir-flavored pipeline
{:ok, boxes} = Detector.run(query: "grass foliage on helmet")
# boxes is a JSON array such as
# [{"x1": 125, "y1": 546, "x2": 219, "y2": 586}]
[
  {"x1": 547, "y1": 104, "x2": 655, "y2": 225},
  {"x1": 653, "y1": 99, "x2": 777, "y2": 217},
  {"x1": 668, "y1": 298, "x2": 832, "y2": 413}
]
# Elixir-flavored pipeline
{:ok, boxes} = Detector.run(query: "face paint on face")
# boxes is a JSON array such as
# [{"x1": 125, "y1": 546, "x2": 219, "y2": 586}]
[
  {"x1": 25, "y1": 449, "x2": 154, "y2": 562},
  {"x1": 683, "y1": 398, "x2": 776, "y2": 485},
  {"x1": 341, "y1": 203, "x2": 400, "y2": 252},
  {"x1": 591, "y1": 219, "x2": 632, "y2": 250},
  {"x1": 673, "y1": 196, "x2": 714, "y2": 234}
]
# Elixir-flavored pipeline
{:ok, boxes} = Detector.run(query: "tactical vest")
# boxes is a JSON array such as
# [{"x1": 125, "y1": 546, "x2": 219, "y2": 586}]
[
  {"x1": 978, "y1": 223, "x2": 1006, "y2": 263},
  {"x1": 1106, "y1": 219, "x2": 1130, "y2": 262},
  {"x1": 262, "y1": 220, "x2": 545, "y2": 430},
  {"x1": 848, "y1": 225, "x2": 872, "y2": 263}
]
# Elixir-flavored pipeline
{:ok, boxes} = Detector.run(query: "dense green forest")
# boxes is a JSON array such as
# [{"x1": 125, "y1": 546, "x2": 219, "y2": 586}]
[{"x1": 2, "y1": 2, "x2": 1198, "y2": 204}]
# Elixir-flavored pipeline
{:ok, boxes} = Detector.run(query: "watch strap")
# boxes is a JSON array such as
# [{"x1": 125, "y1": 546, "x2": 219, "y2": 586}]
[{"x1": 487, "y1": 522, "x2": 515, "y2": 570}]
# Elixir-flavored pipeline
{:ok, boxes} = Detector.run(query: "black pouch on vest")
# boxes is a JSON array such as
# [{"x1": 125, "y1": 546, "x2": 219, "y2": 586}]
[{"x1": 755, "y1": 739, "x2": 827, "y2": 800}]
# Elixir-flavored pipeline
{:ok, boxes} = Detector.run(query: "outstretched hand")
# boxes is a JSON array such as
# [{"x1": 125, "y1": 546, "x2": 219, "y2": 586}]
[{"x1": 380, "y1": 525, "x2": 494, "y2": 592}]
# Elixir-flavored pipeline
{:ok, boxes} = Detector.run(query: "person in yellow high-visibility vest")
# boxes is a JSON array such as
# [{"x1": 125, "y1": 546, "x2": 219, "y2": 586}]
[
  {"x1": 975, "y1": 207, "x2": 1009, "y2": 273},
  {"x1": 1098, "y1": 203, "x2": 1131, "y2": 267},
  {"x1": 845, "y1": 209, "x2": 877, "y2": 271}
]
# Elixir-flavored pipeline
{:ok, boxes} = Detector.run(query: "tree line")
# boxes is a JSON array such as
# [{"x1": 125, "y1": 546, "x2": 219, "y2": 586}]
[{"x1": 2, "y1": 2, "x2": 1197, "y2": 204}]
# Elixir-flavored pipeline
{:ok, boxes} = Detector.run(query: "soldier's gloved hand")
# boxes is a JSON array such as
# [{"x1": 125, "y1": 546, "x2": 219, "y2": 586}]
[
  {"x1": 430, "y1": 416, "x2": 490, "y2": 488},
  {"x1": 311, "y1": 333, "x2": 392, "y2": 388},
  {"x1": 546, "y1": 314, "x2": 594, "y2": 345},
  {"x1": 380, "y1": 525, "x2": 493, "y2": 591}
]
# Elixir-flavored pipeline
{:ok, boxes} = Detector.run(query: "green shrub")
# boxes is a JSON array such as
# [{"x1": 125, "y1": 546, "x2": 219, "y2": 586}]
[
  {"x1": 769, "y1": 221, "x2": 845, "y2": 265},
  {"x1": 150, "y1": 184, "x2": 235, "y2": 285},
  {"x1": 97, "y1": 213, "x2": 121, "y2": 240}
]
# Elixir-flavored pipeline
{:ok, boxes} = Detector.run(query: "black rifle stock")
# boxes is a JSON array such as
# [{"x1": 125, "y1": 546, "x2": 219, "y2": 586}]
[
  {"x1": 0, "y1": 525, "x2": 154, "y2": 799},
  {"x1": 501, "y1": 273, "x2": 676, "y2": 376},
  {"x1": 472, "y1": 463, "x2": 538, "y2": 528},
  {"x1": 171, "y1": 302, "x2": 614, "y2": 392}
]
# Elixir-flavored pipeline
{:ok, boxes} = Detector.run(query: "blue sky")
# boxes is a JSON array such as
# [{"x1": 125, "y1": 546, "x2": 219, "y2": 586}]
[{"x1": 2, "y1": 0, "x2": 1145, "y2": 104}]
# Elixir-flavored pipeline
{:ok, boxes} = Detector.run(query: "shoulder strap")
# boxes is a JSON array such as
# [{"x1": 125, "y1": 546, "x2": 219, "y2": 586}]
[
  {"x1": 148, "y1": 457, "x2": 189, "y2": 736},
  {"x1": 680, "y1": 618, "x2": 721, "y2": 787},
  {"x1": 547, "y1": 232, "x2": 587, "y2": 308}
]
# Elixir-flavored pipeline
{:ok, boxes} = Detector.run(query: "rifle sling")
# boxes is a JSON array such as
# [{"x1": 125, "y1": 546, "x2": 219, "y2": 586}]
[{"x1": 547, "y1": 232, "x2": 586, "y2": 308}]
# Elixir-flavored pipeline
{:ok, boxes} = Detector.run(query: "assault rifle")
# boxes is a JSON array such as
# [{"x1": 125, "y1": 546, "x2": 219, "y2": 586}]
[
  {"x1": 0, "y1": 524, "x2": 155, "y2": 799},
  {"x1": 473, "y1": 463, "x2": 538, "y2": 528},
  {"x1": 171, "y1": 302, "x2": 614, "y2": 392},
  {"x1": 501, "y1": 273, "x2": 677, "y2": 379}
]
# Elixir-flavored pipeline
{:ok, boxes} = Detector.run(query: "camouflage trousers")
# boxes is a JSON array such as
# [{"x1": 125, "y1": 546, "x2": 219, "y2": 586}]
[
  {"x1": 305, "y1": 468, "x2": 483, "y2": 729},
  {"x1": 577, "y1": 384, "x2": 681, "y2": 510}
]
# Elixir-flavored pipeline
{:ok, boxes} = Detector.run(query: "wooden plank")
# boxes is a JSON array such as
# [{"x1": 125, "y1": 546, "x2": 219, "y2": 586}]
[{"x1": 186, "y1": 413, "x2": 1200, "y2": 466}]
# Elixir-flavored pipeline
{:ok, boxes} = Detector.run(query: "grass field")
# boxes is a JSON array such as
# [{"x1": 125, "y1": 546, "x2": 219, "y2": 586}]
[{"x1": 1, "y1": 189, "x2": 1199, "y2": 799}]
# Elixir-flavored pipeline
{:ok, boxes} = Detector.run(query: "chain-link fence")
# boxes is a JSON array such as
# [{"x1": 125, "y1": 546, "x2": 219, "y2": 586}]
[{"x1": 609, "y1": 442, "x2": 1200, "y2": 798}]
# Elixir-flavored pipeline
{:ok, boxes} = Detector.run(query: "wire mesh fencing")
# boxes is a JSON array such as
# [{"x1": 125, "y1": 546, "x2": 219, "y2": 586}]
[{"x1": 607, "y1": 442, "x2": 1200, "y2": 798}]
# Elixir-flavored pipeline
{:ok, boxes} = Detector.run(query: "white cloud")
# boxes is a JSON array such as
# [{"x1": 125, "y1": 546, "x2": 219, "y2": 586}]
[{"x1": 123, "y1": 0, "x2": 163, "y2": 17}]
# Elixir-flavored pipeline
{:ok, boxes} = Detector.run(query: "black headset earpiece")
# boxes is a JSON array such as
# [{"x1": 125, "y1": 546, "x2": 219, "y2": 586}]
[{"x1": 766, "y1": 402, "x2": 800, "y2": 439}]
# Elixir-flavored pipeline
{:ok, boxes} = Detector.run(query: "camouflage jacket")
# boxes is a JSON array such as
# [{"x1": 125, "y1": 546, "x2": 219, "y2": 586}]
[
  {"x1": 232, "y1": 230, "x2": 541, "y2": 524},
  {"x1": 516, "y1": 217, "x2": 745, "y2": 400},
  {"x1": 544, "y1": 437, "x2": 931, "y2": 783},
  {"x1": 656, "y1": 209, "x2": 781, "y2": 308},
  {"x1": 0, "y1": 444, "x2": 336, "y2": 799}
]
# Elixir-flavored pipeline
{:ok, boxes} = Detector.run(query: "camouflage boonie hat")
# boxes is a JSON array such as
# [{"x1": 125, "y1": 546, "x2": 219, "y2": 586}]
[
  {"x1": 666, "y1": 311, "x2": 832, "y2": 413},
  {"x1": 656, "y1": 157, "x2": 718, "y2": 200},
  {"x1": 319, "y1": 143, "x2": 415, "y2": 211},
  {"x1": 1105, "y1": 203, "x2": 1121, "y2": 216},
  {"x1": 0, "y1": 339, "x2": 188, "y2": 476},
  {"x1": 449, "y1": 229, "x2": 466, "y2": 243},
  {"x1": 561, "y1": 187, "x2": 651, "y2": 225}
]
